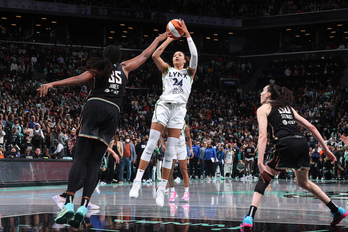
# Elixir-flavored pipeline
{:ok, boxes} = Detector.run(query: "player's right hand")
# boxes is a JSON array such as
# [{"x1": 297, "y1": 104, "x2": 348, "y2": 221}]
[{"x1": 37, "y1": 83, "x2": 53, "y2": 97}]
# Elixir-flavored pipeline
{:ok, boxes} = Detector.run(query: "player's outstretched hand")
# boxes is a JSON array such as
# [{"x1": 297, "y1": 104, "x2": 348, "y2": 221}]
[
  {"x1": 37, "y1": 83, "x2": 53, "y2": 97},
  {"x1": 178, "y1": 19, "x2": 189, "y2": 36},
  {"x1": 157, "y1": 31, "x2": 171, "y2": 42}
]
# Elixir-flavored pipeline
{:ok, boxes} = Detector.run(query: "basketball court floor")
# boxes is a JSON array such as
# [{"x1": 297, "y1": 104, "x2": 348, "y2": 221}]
[{"x1": 1, "y1": 178, "x2": 348, "y2": 231}]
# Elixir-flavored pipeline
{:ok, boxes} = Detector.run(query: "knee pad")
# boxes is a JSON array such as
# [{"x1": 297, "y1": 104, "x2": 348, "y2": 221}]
[
  {"x1": 254, "y1": 177, "x2": 271, "y2": 195},
  {"x1": 162, "y1": 146, "x2": 176, "y2": 169},
  {"x1": 140, "y1": 138, "x2": 157, "y2": 162}
]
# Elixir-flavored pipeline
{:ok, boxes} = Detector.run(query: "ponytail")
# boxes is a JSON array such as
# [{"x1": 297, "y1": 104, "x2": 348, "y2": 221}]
[{"x1": 267, "y1": 84, "x2": 293, "y2": 107}]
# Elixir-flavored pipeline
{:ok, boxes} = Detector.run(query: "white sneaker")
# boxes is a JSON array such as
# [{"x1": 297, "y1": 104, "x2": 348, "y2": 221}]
[
  {"x1": 52, "y1": 195, "x2": 65, "y2": 209},
  {"x1": 129, "y1": 180, "x2": 141, "y2": 198},
  {"x1": 156, "y1": 188, "x2": 165, "y2": 207},
  {"x1": 87, "y1": 202, "x2": 100, "y2": 210},
  {"x1": 86, "y1": 210, "x2": 100, "y2": 218},
  {"x1": 95, "y1": 185, "x2": 100, "y2": 194}
]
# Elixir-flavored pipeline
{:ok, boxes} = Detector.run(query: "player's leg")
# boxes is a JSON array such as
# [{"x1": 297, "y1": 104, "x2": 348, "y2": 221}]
[
  {"x1": 295, "y1": 169, "x2": 348, "y2": 226},
  {"x1": 130, "y1": 122, "x2": 163, "y2": 198},
  {"x1": 68, "y1": 139, "x2": 107, "y2": 229},
  {"x1": 156, "y1": 128, "x2": 180, "y2": 207},
  {"x1": 179, "y1": 159, "x2": 190, "y2": 201},
  {"x1": 241, "y1": 165, "x2": 278, "y2": 229},
  {"x1": 55, "y1": 137, "x2": 94, "y2": 224},
  {"x1": 168, "y1": 159, "x2": 177, "y2": 202}
]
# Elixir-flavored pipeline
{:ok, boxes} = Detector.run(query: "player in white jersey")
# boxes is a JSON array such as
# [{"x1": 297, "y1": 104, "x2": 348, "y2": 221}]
[
  {"x1": 130, "y1": 19, "x2": 198, "y2": 207},
  {"x1": 161, "y1": 125, "x2": 193, "y2": 202}
]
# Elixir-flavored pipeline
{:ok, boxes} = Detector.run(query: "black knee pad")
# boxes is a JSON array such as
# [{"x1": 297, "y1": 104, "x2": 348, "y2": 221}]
[{"x1": 254, "y1": 177, "x2": 271, "y2": 195}]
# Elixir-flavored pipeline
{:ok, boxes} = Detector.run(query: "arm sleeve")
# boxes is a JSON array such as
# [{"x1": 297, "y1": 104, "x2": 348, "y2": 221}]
[{"x1": 187, "y1": 37, "x2": 198, "y2": 69}]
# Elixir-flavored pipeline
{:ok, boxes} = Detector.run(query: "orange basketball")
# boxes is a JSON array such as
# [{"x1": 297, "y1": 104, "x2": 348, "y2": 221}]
[{"x1": 166, "y1": 19, "x2": 184, "y2": 39}]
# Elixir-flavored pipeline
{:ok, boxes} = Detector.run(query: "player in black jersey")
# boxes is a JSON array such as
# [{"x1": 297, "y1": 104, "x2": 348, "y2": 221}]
[
  {"x1": 38, "y1": 32, "x2": 168, "y2": 229},
  {"x1": 241, "y1": 84, "x2": 347, "y2": 229}
]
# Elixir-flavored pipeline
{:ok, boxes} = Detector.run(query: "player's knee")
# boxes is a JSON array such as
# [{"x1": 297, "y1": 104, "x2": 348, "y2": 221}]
[
  {"x1": 164, "y1": 146, "x2": 176, "y2": 162},
  {"x1": 141, "y1": 139, "x2": 157, "y2": 162},
  {"x1": 254, "y1": 177, "x2": 271, "y2": 195},
  {"x1": 296, "y1": 178, "x2": 309, "y2": 190}
]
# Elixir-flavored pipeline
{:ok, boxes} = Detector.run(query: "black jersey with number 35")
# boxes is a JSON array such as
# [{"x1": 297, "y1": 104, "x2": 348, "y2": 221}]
[{"x1": 88, "y1": 63, "x2": 128, "y2": 107}]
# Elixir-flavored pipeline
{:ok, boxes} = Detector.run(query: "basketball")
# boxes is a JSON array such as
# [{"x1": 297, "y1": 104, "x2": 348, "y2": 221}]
[{"x1": 166, "y1": 19, "x2": 184, "y2": 39}]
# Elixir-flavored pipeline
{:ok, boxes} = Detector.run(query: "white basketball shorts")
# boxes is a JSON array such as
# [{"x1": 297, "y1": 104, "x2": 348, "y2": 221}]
[
  {"x1": 173, "y1": 144, "x2": 187, "y2": 160},
  {"x1": 152, "y1": 101, "x2": 186, "y2": 129}
]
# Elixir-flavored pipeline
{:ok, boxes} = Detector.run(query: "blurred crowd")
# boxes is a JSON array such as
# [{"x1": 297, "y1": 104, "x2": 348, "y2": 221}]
[{"x1": 35, "y1": 0, "x2": 348, "y2": 19}]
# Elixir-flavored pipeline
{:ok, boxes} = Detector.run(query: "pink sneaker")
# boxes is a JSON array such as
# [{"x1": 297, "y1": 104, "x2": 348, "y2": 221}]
[
  {"x1": 169, "y1": 191, "x2": 177, "y2": 202},
  {"x1": 182, "y1": 204, "x2": 190, "y2": 217},
  {"x1": 169, "y1": 203, "x2": 177, "y2": 216},
  {"x1": 181, "y1": 191, "x2": 190, "y2": 201}
]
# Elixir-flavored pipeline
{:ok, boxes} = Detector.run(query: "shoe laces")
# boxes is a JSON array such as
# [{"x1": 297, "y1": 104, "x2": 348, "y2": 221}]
[{"x1": 170, "y1": 191, "x2": 176, "y2": 198}]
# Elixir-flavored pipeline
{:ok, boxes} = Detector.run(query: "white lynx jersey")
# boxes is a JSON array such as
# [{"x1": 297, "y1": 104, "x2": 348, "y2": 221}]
[{"x1": 159, "y1": 67, "x2": 193, "y2": 104}]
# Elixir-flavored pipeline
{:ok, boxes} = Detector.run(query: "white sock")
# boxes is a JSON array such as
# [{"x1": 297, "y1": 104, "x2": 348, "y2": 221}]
[
  {"x1": 170, "y1": 187, "x2": 175, "y2": 192},
  {"x1": 135, "y1": 169, "x2": 145, "y2": 181},
  {"x1": 184, "y1": 187, "x2": 189, "y2": 193},
  {"x1": 159, "y1": 179, "x2": 168, "y2": 189}
]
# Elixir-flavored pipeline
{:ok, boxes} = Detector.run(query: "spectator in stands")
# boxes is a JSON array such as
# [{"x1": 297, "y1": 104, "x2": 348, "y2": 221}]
[
  {"x1": 107, "y1": 134, "x2": 123, "y2": 184},
  {"x1": 122, "y1": 135, "x2": 136, "y2": 183},
  {"x1": 67, "y1": 128, "x2": 77, "y2": 157},
  {"x1": 203, "y1": 140, "x2": 217, "y2": 180},
  {"x1": 22, "y1": 148, "x2": 33, "y2": 159},
  {"x1": 51, "y1": 139, "x2": 64, "y2": 159},
  {"x1": 5, "y1": 147, "x2": 20, "y2": 158},
  {"x1": 0, "y1": 124, "x2": 6, "y2": 149},
  {"x1": 200, "y1": 141, "x2": 206, "y2": 178},
  {"x1": 12, "y1": 118, "x2": 22, "y2": 134},
  {"x1": 33, "y1": 147, "x2": 42, "y2": 159},
  {"x1": 215, "y1": 145, "x2": 225, "y2": 179},
  {"x1": 58, "y1": 128, "x2": 68, "y2": 157},
  {"x1": 236, "y1": 160, "x2": 245, "y2": 178},
  {"x1": 8, "y1": 126, "x2": 21, "y2": 151},
  {"x1": 31, "y1": 129, "x2": 44, "y2": 150},
  {"x1": 29, "y1": 115, "x2": 36, "y2": 129},
  {"x1": 30, "y1": 123, "x2": 44, "y2": 139},
  {"x1": 190, "y1": 140, "x2": 200, "y2": 179}
]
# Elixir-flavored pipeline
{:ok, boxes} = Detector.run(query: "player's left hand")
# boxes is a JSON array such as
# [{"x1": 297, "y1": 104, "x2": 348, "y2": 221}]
[
  {"x1": 258, "y1": 163, "x2": 272, "y2": 183},
  {"x1": 323, "y1": 148, "x2": 337, "y2": 164},
  {"x1": 178, "y1": 19, "x2": 189, "y2": 36}
]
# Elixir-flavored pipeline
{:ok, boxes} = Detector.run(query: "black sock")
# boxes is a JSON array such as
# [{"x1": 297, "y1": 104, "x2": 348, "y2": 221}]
[
  {"x1": 326, "y1": 200, "x2": 338, "y2": 213},
  {"x1": 81, "y1": 197, "x2": 90, "y2": 207},
  {"x1": 60, "y1": 191, "x2": 67, "y2": 198},
  {"x1": 65, "y1": 193, "x2": 74, "y2": 204},
  {"x1": 247, "y1": 205, "x2": 257, "y2": 218}
]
